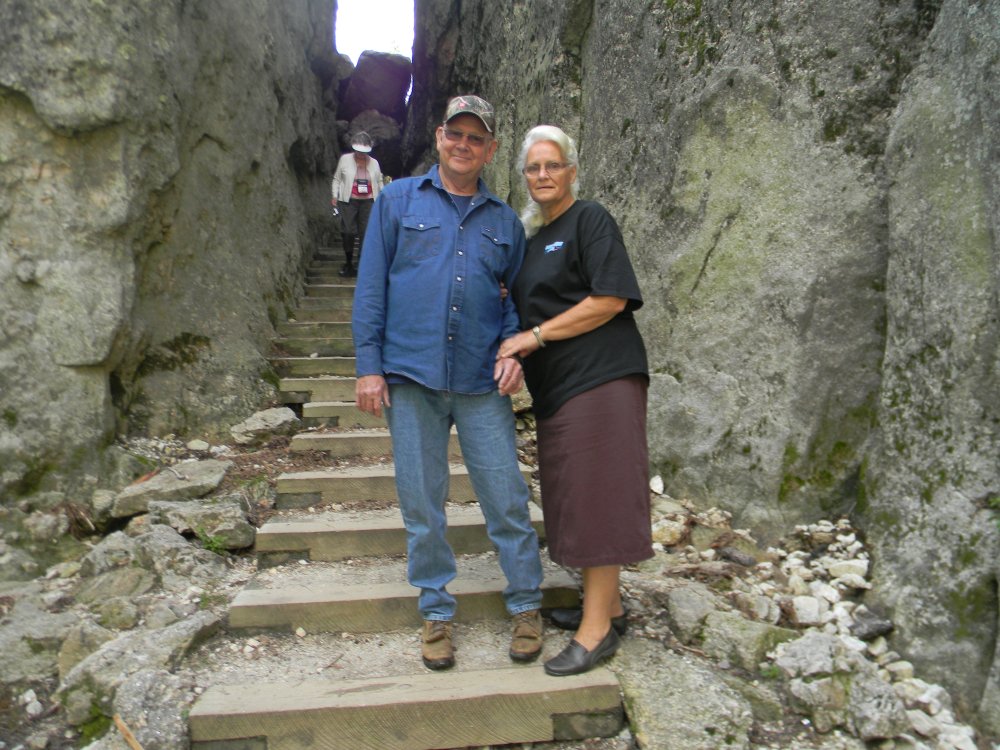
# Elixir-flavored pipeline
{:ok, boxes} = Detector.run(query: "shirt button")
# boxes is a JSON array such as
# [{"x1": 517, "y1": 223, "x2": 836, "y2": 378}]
[
  {"x1": 452, "y1": 305, "x2": 458, "y2": 311},
  {"x1": 456, "y1": 276, "x2": 462, "y2": 282},
  {"x1": 418, "y1": 224, "x2": 424, "y2": 228},
  {"x1": 458, "y1": 250, "x2": 464, "y2": 256}
]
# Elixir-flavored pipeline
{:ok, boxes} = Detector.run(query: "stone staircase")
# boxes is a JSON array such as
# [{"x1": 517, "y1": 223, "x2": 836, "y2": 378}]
[{"x1": 187, "y1": 244, "x2": 625, "y2": 749}]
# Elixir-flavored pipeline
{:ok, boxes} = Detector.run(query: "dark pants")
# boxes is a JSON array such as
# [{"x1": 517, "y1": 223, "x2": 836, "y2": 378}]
[{"x1": 338, "y1": 198, "x2": 374, "y2": 267}]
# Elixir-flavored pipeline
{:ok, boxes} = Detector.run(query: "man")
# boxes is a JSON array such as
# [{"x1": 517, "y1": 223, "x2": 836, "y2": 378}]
[{"x1": 352, "y1": 95, "x2": 544, "y2": 670}]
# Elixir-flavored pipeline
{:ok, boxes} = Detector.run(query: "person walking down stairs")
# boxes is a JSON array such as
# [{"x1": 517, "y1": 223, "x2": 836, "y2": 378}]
[
  {"x1": 331, "y1": 131, "x2": 383, "y2": 277},
  {"x1": 352, "y1": 94, "x2": 545, "y2": 671}
]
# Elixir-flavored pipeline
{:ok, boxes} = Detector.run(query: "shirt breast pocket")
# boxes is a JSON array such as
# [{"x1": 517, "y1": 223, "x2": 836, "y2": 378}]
[
  {"x1": 400, "y1": 216, "x2": 443, "y2": 261},
  {"x1": 480, "y1": 226, "x2": 512, "y2": 274}
]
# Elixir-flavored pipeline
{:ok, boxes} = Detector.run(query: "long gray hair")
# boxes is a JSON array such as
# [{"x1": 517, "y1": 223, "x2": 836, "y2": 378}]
[{"x1": 517, "y1": 125, "x2": 580, "y2": 238}]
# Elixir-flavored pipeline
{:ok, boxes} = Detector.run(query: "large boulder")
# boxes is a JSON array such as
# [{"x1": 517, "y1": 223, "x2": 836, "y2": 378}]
[{"x1": 340, "y1": 50, "x2": 411, "y2": 123}]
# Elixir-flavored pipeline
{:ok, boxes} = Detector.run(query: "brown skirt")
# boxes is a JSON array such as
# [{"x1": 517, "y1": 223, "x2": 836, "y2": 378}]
[{"x1": 536, "y1": 375, "x2": 653, "y2": 568}]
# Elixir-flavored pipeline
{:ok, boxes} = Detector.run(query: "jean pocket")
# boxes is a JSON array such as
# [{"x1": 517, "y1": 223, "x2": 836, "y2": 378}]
[{"x1": 400, "y1": 216, "x2": 443, "y2": 260}]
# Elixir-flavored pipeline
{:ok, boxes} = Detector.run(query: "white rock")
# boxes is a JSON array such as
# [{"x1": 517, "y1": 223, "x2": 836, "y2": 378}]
[
  {"x1": 845, "y1": 540, "x2": 864, "y2": 556},
  {"x1": 187, "y1": 439, "x2": 210, "y2": 451},
  {"x1": 833, "y1": 573, "x2": 871, "y2": 590},
  {"x1": 886, "y1": 660, "x2": 915, "y2": 681},
  {"x1": 868, "y1": 636, "x2": 890, "y2": 658},
  {"x1": 295, "y1": 627, "x2": 307, "y2": 638},
  {"x1": 915, "y1": 684, "x2": 952, "y2": 716},
  {"x1": 651, "y1": 518, "x2": 687, "y2": 546},
  {"x1": 787, "y1": 573, "x2": 811, "y2": 596},
  {"x1": 937, "y1": 724, "x2": 977, "y2": 750},
  {"x1": 649, "y1": 475, "x2": 664, "y2": 494},
  {"x1": 790, "y1": 596, "x2": 824, "y2": 627},
  {"x1": 25, "y1": 700, "x2": 43, "y2": 718},
  {"x1": 906, "y1": 710, "x2": 941, "y2": 738},
  {"x1": 837, "y1": 634, "x2": 868, "y2": 653},
  {"x1": 809, "y1": 580, "x2": 841, "y2": 604},
  {"x1": 828, "y1": 558, "x2": 870, "y2": 578}
]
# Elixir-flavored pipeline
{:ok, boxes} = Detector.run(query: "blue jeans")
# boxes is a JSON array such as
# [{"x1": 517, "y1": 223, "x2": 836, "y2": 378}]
[{"x1": 385, "y1": 383, "x2": 543, "y2": 621}]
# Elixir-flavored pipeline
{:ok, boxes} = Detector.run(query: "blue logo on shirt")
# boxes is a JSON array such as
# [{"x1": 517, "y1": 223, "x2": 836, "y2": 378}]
[{"x1": 544, "y1": 241, "x2": 565, "y2": 254}]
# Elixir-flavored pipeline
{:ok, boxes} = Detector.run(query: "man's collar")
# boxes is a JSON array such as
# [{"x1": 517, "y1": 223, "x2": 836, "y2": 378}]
[{"x1": 421, "y1": 164, "x2": 499, "y2": 204}]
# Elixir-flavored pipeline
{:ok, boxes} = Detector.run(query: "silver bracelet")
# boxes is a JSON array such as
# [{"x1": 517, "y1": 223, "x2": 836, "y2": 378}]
[{"x1": 531, "y1": 325, "x2": 546, "y2": 348}]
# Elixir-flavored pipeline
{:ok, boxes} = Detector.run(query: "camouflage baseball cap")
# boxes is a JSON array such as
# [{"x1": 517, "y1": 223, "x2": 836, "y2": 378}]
[{"x1": 444, "y1": 95, "x2": 495, "y2": 133}]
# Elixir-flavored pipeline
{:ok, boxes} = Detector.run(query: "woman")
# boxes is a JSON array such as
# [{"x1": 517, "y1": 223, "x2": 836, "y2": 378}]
[
  {"x1": 498, "y1": 125, "x2": 652, "y2": 677},
  {"x1": 331, "y1": 131, "x2": 383, "y2": 277}
]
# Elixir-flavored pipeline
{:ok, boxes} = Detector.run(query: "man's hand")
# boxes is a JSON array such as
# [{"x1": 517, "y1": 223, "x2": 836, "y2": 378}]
[
  {"x1": 494, "y1": 356, "x2": 524, "y2": 396},
  {"x1": 356, "y1": 374, "x2": 390, "y2": 417}
]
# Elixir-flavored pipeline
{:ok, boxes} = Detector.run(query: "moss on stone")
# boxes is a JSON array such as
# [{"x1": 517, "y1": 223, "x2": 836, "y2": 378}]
[
  {"x1": 947, "y1": 580, "x2": 997, "y2": 640},
  {"x1": 137, "y1": 332, "x2": 212, "y2": 375}
]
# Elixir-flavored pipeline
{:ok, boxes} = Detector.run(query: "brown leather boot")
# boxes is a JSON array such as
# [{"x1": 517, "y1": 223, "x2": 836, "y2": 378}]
[
  {"x1": 509, "y1": 609, "x2": 543, "y2": 662},
  {"x1": 421, "y1": 620, "x2": 454, "y2": 670}
]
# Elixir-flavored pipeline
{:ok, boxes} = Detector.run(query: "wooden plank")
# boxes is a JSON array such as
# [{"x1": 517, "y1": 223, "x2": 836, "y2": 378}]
[
  {"x1": 275, "y1": 463, "x2": 533, "y2": 505},
  {"x1": 279, "y1": 376, "x2": 356, "y2": 402},
  {"x1": 255, "y1": 504, "x2": 545, "y2": 562},
  {"x1": 228, "y1": 572, "x2": 579, "y2": 632},
  {"x1": 190, "y1": 666, "x2": 622, "y2": 750}
]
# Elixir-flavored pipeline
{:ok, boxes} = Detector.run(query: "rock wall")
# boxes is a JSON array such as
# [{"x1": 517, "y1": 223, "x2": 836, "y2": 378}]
[
  {"x1": 411, "y1": 0, "x2": 999, "y2": 733},
  {"x1": 866, "y1": 0, "x2": 1000, "y2": 733},
  {"x1": 0, "y1": 0, "x2": 340, "y2": 497}
]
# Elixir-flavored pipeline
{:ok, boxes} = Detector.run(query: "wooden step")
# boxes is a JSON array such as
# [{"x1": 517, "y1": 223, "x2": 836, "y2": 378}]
[
  {"x1": 299, "y1": 296, "x2": 354, "y2": 310},
  {"x1": 277, "y1": 321, "x2": 352, "y2": 337},
  {"x1": 189, "y1": 666, "x2": 622, "y2": 750},
  {"x1": 289, "y1": 429, "x2": 460, "y2": 457},
  {"x1": 256, "y1": 504, "x2": 545, "y2": 566},
  {"x1": 280, "y1": 376, "x2": 355, "y2": 403},
  {"x1": 302, "y1": 400, "x2": 385, "y2": 428},
  {"x1": 274, "y1": 462, "x2": 533, "y2": 507},
  {"x1": 304, "y1": 284, "x2": 355, "y2": 299},
  {"x1": 228, "y1": 564, "x2": 579, "y2": 632},
  {"x1": 290, "y1": 306, "x2": 352, "y2": 322},
  {"x1": 270, "y1": 356, "x2": 355, "y2": 377},
  {"x1": 312, "y1": 248, "x2": 348, "y2": 261},
  {"x1": 275, "y1": 337, "x2": 354, "y2": 357},
  {"x1": 307, "y1": 273, "x2": 353, "y2": 284}
]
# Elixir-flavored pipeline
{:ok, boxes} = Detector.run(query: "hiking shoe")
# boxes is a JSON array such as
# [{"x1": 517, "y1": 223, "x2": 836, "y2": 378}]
[
  {"x1": 421, "y1": 620, "x2": 455, "y2": 670},
  {"x1": 508, "y1": 609, "x2": 543, "y2": 662}
]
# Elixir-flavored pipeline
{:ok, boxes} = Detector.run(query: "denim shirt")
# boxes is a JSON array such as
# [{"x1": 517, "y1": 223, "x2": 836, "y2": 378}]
[{"x1": 352, "y1": 165, "x2": 526, "y2": 394}]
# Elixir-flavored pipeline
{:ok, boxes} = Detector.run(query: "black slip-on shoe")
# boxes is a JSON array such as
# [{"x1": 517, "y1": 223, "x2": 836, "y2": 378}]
[
  {"x1": 546, "y1": 607, "x2": 628, "y2": 635},
  {"x1": 543, "y1": 627, "x2": 621, "y2": 677}
]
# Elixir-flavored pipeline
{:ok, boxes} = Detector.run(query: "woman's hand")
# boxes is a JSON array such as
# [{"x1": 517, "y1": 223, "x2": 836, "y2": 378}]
[{"x1": 498, "y1": 330, "x2": 540, "y2": 361}]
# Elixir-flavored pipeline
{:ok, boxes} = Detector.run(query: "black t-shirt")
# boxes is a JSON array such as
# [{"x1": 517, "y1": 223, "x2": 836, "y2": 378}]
[{"x1": 513, "y1": 200, "x2": 648, "y2": 418}]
